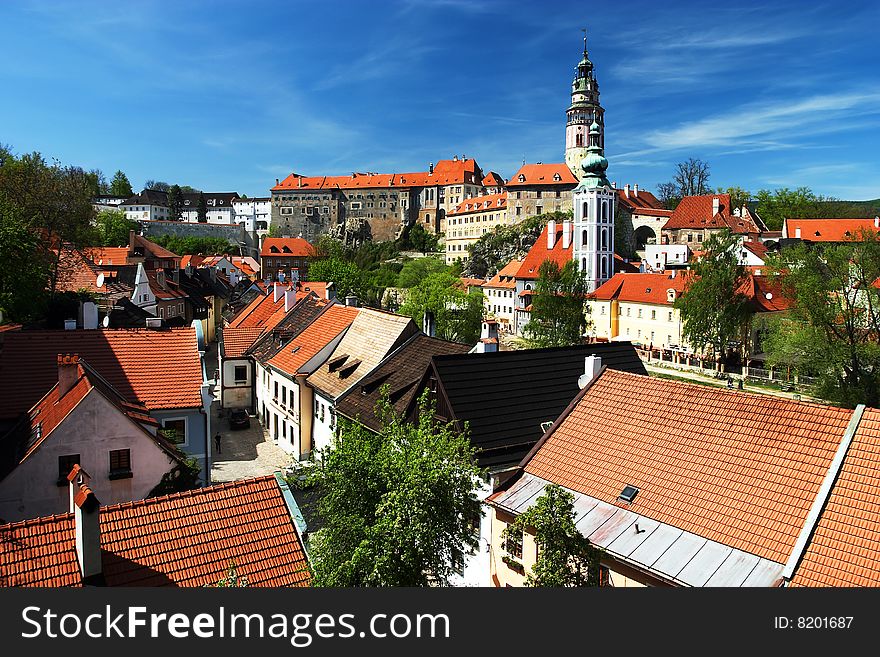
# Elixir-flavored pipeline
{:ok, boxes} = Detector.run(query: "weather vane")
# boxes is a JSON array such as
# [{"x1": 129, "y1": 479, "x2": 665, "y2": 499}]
[{"x1": 582, "y1": 27, "x2": 587, "y2": 52}]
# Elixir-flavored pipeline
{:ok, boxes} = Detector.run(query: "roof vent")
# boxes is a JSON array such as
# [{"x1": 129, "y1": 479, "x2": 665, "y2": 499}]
[
  {"x1": 618, "y1": 485, "x2": 639, "y2": 504},
  {"x1": 765, "y1": 292, "x2": 773, "y2": 300}
]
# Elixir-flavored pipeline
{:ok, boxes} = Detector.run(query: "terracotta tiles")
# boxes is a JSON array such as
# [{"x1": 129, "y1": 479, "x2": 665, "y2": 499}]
[
  {"x1": 449, "y1": 192, "x2": 506, "y2": 216},
  {"x1": 523, "y1": 369, "x2": 853, "y2": 565},
  {"x1": 789, "y1": 408, "x2": 880, "y2": 587},
  {"x1": 0, "y1": 476, "x2": 310, "y2": 587},
  {"x1": 591, "y1": 271, "x2": 690, "y2": 305},
  {"x1": 259, "y1": 237, "x2": 315, "y2": 258},
  {"x1": 272, "y1": 159, "x2": 483, "y2": 191},
  {"x1": 268, "y1": 304, "x2": 359, "y2": 377},
  {"x1": 506, "y1": 163, "x2": 577, "y2": 187},
  {"x1": 0, "y1": 328, "x2": 203, "y2": 419},
  {"x1": 221, "y1": 326, "x2": 266, "y2": 359},
  {"x1": 515, "y1": 223, "x2": 574, "y2": 280},
  {"x1": 784, "y1": 217, "x2": 880, "y2": 242}
]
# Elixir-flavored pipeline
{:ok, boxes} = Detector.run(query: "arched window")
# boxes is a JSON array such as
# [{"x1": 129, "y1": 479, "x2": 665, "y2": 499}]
[
  {"x1": 582, "y1": 257, "x2": 587, "y2": 272},
  {"x1": 600, "y1": 256, "x2": 608, "y2": 279},
  {"x1": 601, "y1": 229, "x2": 608, "y2": 250},
  {"x1": 582, "y1": 229, "x2": 589, "y2": 248},
  {"x1": 601, "y1": 201, "x2": 608, "y2": 222},
  {"x1": 575, "y1": 133, "x2": 583, "y2": 147},
  {"x1": 582, "y1": 202, "x2": 588, "y2": 219}
]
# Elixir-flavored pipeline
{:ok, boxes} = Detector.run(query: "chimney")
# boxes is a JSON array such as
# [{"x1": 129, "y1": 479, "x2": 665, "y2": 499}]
[
  {"x1": 712, "y1": 197, "x2": 720, "y2": 216},
  {"x1": 81, "y1": 301, "x2": 99, "y2": 330},
  {"x1": 578, "y1": 355, "x2": 602, "y2": 389},
  {"x1": 611, "y1": 181, "x2": 617, "y2": 188},
  {"x1": 156, "y1": 269, "x2": 166, "y2": 289},
  {"x1": 633, "y1": 184, "x2": 639, "y2": 196},
  {"x1": 874, "y1": 216, "x2": 879, "y2": 229},
  {"x1": 275, "y1": 178, "x2": 279, "y2": 186},
  {"x1": 423, "y1": 310, "x2": 436, "y2": 337},
  {"x1": 185, "y1": 263, "x2": 193, "y2": 276},
  {"x1": 547, "y1": 220, "x2": 557, "y2": 249},
  {"x1": 476, "y1": 320, "x2": 499, "y2": 354},
  {"x1": 429, "y1": 162, "x2": 434, "y2": 174},
  {"x1": 171, "y1": 268, "x2": 180, "y2": 285},
  {"x1": 68, "y1": 466, "x2": 102, "y2": 580},
  {"x1": 742, "y1": 205, "x2": 748, "y2": 217},
  {"x1": 624, "y1": 184, "x2": 630, "y2": 198},
  {"x1": 298, "y1": 177, "x2": 302, "y2": 188},
  {"x1": 345, "y1": 293, "x2": 359, "y2": 307},
  {"x1": 57, "y1": 354, "x2": 80, "y2": 397},
  {"x1": 325, "y1": 282, "x2": 336, "y2": 301},
  {"x1": 145, "y1": 317, "x2": 163, "y2": 329},
  {"x1": 795, "y1": 227, "x2": 802, "y2": 239},
  {"x1": 64, "y1": 319, "x2": 77, "y2": 330},
  {"x1": 562, "y1": 220, "x2": 572, "y2": 250},
  {"x1": 273, "y1": 282, "x2": 284, "y2": 302},
  {"x1": 229, "y1": 269, "x2": 240, "y2": 286},
  {"x1": 284, "y1": 287, "x2": 296, "y2": 312}
]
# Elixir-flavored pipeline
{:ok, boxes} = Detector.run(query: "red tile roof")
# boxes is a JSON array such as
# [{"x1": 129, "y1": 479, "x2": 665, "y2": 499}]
[
  {"x1": 748, "y1": 275, "x2": 792, "y2": 312},
  {"x1": 132, "y1": 233, "x2": 180, "y2": 261},
  {"x1": 789, "y1": 407, "x2": 880, "y2": 587},
  {"x1": 784, "y1": 217, "x2": 880, "y2": 242},
  {"x1": 83, "y1": 247, "x2": 131, "y2": 265},
  {"x1": 222, "y1": 326, "x2": 267, "y2": 358},
  {"x1": 227, "y1": 284, "x2": 310, "y2": 332},
  {"x1": 268, "y1": 304, "x2": 359, "y2": 377},
  {"x1": 482, "y1": 171, "x2": 505, "y2": 187},
  {"x1": 662, "y1": 194, "x2": 762, "y2": 236},
  {"x1": 514, "y1": 223, "x2": 574, "y2": 280},
  {"x1": 616, "y1": 188, "x2": 666, "y2": 213},
  {"x1": 590, "y1": 271, "x2": 690, "y2": 305},
  {"x1": 0, "y1": 475, "x2": 310, "y2": 587},
  {"x1": 449, "y1": 192, "x2": 507, "y2": 216},
  {"x1": 742, "y1": 240, "x2": 769, "y2": 261},
  {"x1": 483, "y1": 259, "x2": 522, "y2": 290},
  {"x1": 506, "y1": 163, "x2": 577, "y2": 188},
  {"x1": 260, "y1": 237, "x2": 316, "y2": 258},
  {"x1": 272, "y1": 158, "x2": 484, "y2": 191},
  {"x1": 0, "y1": 328, "x2": 204, "y2": 419},
  {"x1": 522, "y1": 368, "x2": 854, "y2": 564}
]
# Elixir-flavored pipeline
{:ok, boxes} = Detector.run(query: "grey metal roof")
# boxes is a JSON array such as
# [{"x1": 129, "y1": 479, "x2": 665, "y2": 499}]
[{"x1": 492, "y1": 472, "x2": 784, "y2": 587}]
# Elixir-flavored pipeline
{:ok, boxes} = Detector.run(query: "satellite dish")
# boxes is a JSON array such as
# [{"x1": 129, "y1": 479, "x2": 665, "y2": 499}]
[
  {"x1": 102, "y1": 315, "x2": 110, "y2": 328},
  {"x1": 98, "y1": 259, "x2": 103, "y2": 265},
  {"x1": 765, "y1": 292, "x2": 773, "y2": 300},
  {"x1": 96, "y1": 273, "x2": 105, "y2": 288}
]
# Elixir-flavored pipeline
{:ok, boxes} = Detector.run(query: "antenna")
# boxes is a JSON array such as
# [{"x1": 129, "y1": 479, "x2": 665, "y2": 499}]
[{"x1": 96, "y1": 273, "x2": 105, "y2": 288}]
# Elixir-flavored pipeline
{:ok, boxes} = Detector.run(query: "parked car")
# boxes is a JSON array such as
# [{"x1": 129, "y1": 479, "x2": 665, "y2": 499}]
[{"x1": 229, "y1": 408, "x2": 250, "y2": 430}]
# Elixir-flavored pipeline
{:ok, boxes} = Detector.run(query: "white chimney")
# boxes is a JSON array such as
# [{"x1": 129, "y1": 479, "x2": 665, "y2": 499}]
[
  {"x1": 633, "y1": 184, "x2": 639, "y2": 196},
  {"x1": 423, "y1": 310, "x2": 436, "y2": 337},
  {"x1": 145, "y1": 317, "x2": 163, "y2": 329},
  {"x1": 64, "y1": 319, "x2": 77, "y2": 330},
  {"x1": 229, "y1": 270, "x2": 240, "y2": 286},
  {"x1": 795, "y1": 227, "x2": 802, "y2": 239},
  {"x1": 57, "y1": 354, "x2": 80, "y2": 397},
  {"x1": 712, "y1": 197, "x2": 720, "y2": 216},
  {"x1": 284, "y1": 287, "x2": 296, "y2": 312},
  {"x1": 273, "y1": 282, "x2": 283, "y2": 302},
  {"x1": 476, "y1": 320, "x2": 499, "y2": 353},
  {"x1": 874, "y1": 216, "x2": 879, "y2": 229},
  {"x1": 325, "y1": 282, "x2": 336, "y2": 301},
  {"x1": 547, "y1": 220, "x2": 557, "y2": 249},
  {"x1": 81, "y1": 301, "x2": 99, "y2": 330},
  {"x1": 562, "y1": 220, "x2": 571, "y2": 249},
  {"x1": 68, "y1": 466, "x2": 102, "y2": 580},
  {"x1": 345, "y1": 293, "x2": 359, "y2": 307},
  {"x1": 624, "y1": 184, "x2": 630, "y2": 198},
  {"x1": 578, "y1": 355, "x2": 602, "y2": 389}
]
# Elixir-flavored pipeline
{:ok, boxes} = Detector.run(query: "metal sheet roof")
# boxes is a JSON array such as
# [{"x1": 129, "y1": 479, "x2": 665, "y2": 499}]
[{"x1": 491, "y1": 473, "x2": 785, "y2": 587}]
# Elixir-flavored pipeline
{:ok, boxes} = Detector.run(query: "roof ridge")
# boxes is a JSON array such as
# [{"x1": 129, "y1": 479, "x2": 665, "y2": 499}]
[{"x1": 101, "y1": 474, "x2": 278, "y2": 513}]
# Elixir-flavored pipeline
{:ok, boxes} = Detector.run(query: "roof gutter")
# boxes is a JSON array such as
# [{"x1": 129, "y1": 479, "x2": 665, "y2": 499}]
[{"x1": 781, "y1": 403, "x2": 866, "y2": 583}]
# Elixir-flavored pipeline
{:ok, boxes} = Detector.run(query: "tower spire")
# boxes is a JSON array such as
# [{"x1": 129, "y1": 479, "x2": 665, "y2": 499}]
[{"x1": 582, "y1": 28, "x2": 588, "y2": 56}]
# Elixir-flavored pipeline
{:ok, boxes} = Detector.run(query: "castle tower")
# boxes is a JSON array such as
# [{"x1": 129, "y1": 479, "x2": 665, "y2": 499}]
[
  {"x1": 565, "y1": 32, "x2": 605, "y2": 178},
  {"x1": 572, "y1": 121, "x2": 615, "y2": 293}
]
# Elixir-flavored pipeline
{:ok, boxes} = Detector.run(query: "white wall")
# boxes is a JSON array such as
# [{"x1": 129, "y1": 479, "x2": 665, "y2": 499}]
[
  {"x1": 220, "y1": 357, "x2": 253, "y2": 409},
  {"x1": 311, "y1": 392, "x2": 337, "y2": 456},
  {"x1": 449, "y1": 477, "x2": 493, "y2": 587},
  {"x1": 0, "y1": 390, "x2": 178, "y2": 522}
]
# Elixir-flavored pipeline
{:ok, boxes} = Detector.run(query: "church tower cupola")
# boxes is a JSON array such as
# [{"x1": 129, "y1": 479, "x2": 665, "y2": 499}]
[{"x1": 565, "y1": 31, "x2": 605, "y2": 178}]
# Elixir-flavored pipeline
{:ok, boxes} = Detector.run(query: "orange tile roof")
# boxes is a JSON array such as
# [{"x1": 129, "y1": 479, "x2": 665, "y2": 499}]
[
  {"x1": 616, "y1": 188, "x2": 666, "y2": 213},
  {"x1": 748, "y1": 275, "x2": 792, "y2": 312},
  {"x1": 260, "y1": 237, "x2": 316, "y2": 258},
  {"x1": 742, "y1": 240, "x2": 769, "y2": 261},
  {"x1": 784, "y1": 217, "x2": 880, "y2": 242},
  {"x1": 227, "y1": 284, "x2": 311, "y2": 332},
  {"x1": 0, "y1": 475, "x2": 310, "y2": 587},
  {"x1": 506, "y1": 163, "x2": 577, "y2": 188},
  {"x1": 483, "y1": 259, "x2": 522, "y2": 290},
  {"x1": 56, "y1": 247, "x2": 108, "y2": 294},
  {"x1": 663, "y1": 194, "x2": 760, "y2": 235},
  {"x1": 272, "y1": 158, "x2": 484, "y2": 191},
  {"x1": 514, "y1": 223, "x2": 574, "y2": 280},
  {"x1": 590, "y1": 271, "x2": 690, "y2": 305},
  {"x1": 523, "y1": 368, "x2": 854, "y2": 564},
  {"x1": 0, "y1": 328, "x2": 204, "y2": 418},
  {"x1": 132, "y1": 233, "x2": 180, "y2": 261},
  {"x1": 83, "y1": 246, "x2": 131, "y2": 265},
  {"x1": 268, "y1": 304, "x2": 359, "y2": 377},
  {"x1": 222, "y1": 326, "x2": 267, "y2": 358},
  {"x1": 482, "y1": 171, "x2": 505, "y2": 187},
  {"x1": 449, "y1": 192, "x2": 507, "y2": 216},
  {"x1": 789, "y1": 407, "x2": 880, "y2": 587}
]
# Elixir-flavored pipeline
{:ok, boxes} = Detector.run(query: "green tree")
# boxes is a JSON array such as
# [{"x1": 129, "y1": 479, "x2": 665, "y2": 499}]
[
  {"x1": 716, "y1": 186, "x2": 751, "y2": 213},
  {"x1": 399, "y1": 271, "x2": 483, "y2": 343},
  {"x1": 166, "y1": 184, "x2": 183, "y2": 220},
  {"x1": 306, "y1": 389, "x2": 484, "y2": 587},
  {"x1": 396, "y1": 256, "x2": 449, "y2": 289},
  {"x1": 674, "y1": 231, "x2": 753, "y2": 366},
  {"x1": 754, "y1": 187, "x2": 839, "y2": 231},
  {"x1": 401, "y1": 223, "x2": 440, "y2": 254},
  {"x1": 764, "y1": 233, "x2": 880, "y2": 407},
  {"x1": 205, "y1": 560, "x2": 249, "y2": 588},
  {"x1": 94, "y1": 209, "x2": 138, "y2": 246},
  {"x1": 0, "y1": 217, "x2": 52, "y2": 323},
  {"x1": 144, "y1": 180, "x2": 170, "y2": 192},
  {"x1": 197, "y1": 192, "x2": 207, "y2": 223},
  {"x1": 308, "y1": 256, "x2": 365, "y2": 299},
  {"x1": 522, "y1": 260, "x2": 591, "y2": 348},
  {"x1": 463, "y1": 212, "x2": 566, "y2": 279},
  {"x1": 268, "y1": 223, "x2": 285, "y2": 238},
  {"x1": 150, "y1": 234, "x2": 231, "y2": 255},
  {"x1": 109, "y1": 170, "x2": 133, "y2": 197},
  {"x1": 502, "y1": 484, "x2": 602, "y2": 587}
]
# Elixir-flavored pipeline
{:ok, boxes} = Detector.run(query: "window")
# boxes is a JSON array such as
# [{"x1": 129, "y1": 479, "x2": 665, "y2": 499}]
[
  {"x1": 178, "y1": 303, "x2": 183, "y2": 314},
  {"x1": 274, "y1": 381, "x2": 279, "y2": 400},
  {"x1": 536, "y1": 205, "x2": 542, "y2": 215},
  {"x1": 315, "y1": 399, "x2": 319, "y2": 418},
  {"x1": 651, "y1": 310, "x2": 656, "y2": 320},
  {"x1": 668, "y1": 311, "x2": 673, "y2": 322},
  {"x1": 600, "y1": 306, "x2": 606, "y2": 315},
  {"x1": 282, "y1": 386, "x2": 287, "y2": 407},
  {"x1": 536, "y1": 190, "x2": 542, "y2": 199},
  {"x1": 109, "y1": 449, "x2": 132, "y2": 479},
  {"x1": 505, "y1": 525, "x2": 523, "y2": 559},
  {"x1": 57, "y1": 454, "x2": 80, "y2": 485},
  {"x1": 320, "y1": 403, "x2": 325, "y2": 422},
  {"x1": 638, "y1": 308, "x2": 643, "y2": 318},
  {"x1": 234, "y1": 365, "x2": 247, "y2": 383},
  {"x1": 515, "y1": 206, "x2": 521, "y2": 216},
  {"x1": 160, "y1": 418, "x2": 186, "y2": 445},
  {"x1": 626, "y1": 307, "x2": 631, "y2": 317},
  {"x1": 280, "y1": 207, "x2": 293, "y2": 215}
]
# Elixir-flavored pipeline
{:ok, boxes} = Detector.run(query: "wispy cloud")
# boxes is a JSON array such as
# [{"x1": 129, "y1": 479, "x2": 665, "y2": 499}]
[{"x1": 314, "y1": 36, "x2": 439, "y2": 91}]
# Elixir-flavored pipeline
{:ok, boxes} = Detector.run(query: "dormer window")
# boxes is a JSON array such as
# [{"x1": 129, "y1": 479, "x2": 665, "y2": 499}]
[
  {"x1": 518, "y1": 174, "x2": 525, "y2": 183},
  {"x1": 553, "y1": 173, "x2": 562, "y2": 182}
]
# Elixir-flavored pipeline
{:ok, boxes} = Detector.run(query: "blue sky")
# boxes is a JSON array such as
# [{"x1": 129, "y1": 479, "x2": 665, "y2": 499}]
[{"x1": 2, "y1": 0, "x2": 879, "y2": 200}]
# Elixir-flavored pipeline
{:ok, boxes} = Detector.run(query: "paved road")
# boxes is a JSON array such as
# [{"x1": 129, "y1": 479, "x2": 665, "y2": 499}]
[{"x1": 644, "y1": 363, "x2": 820, "y2": 402}]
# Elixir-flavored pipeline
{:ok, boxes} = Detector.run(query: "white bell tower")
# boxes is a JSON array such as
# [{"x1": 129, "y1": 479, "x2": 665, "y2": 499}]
[{"x1": 573, "y1": 121, "x2": 615, "y2": 293}]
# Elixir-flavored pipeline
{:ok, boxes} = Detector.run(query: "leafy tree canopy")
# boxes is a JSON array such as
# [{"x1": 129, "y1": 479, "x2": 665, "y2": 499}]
[
  {"x1": 109, "y1": 170, "x2": 133, "y2": 197},
  {"x1": 95, "y1": 209, "x2": 138, "y2": 247},
  {"x1": 522, "y1": 259, "x2": 591, "y2": 348},
  {"x1": 150, "y1": 234, "x2": 232, "y2": 255},
  {"x1": 399, "y1": 271, "x2": 483, "y2": 343}
]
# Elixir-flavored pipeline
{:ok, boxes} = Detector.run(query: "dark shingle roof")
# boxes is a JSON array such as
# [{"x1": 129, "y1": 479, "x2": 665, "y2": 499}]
[
  {"x1": 422, "y1": 342, "x2": 648, "y2": 469},
  {"x1": 336, "y1": 334, "x2": 471, "y2": 431}
]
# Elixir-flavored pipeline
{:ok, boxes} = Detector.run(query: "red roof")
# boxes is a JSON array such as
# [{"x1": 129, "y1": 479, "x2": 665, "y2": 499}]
[
  {"x1": 506, "y1": 163, "x2": 577, "y2": 188},
  {"x1": 0, "y1": 328, "x2": 204, "y2": 419},
  {"x1": 748, "y1": 275, "x2": 792, "y2": 312},
  {"x1": 591, "y1": 272, "x2": 690, "y2": 305},
  {"x1": 742, "y1": 240, "x2": 769, "y2": 261},
  {"x1": 483, "y1": 259, "x2": 522, "y2": 290},
  {"x1": 268, "y1": 304, "x2": 359, "y2": 376},
  {"x1": 482, "y1": 171, "x2": 505, "y2": 187},
  {"x1": 227, "y1": 284, "x2": 309, "y2": 332},
  {"x1": 784, "y1": 217, "x2": 880, "y2": 242},
  {"x1": 0, "y1": 475, "x2": 310, "y2": 587},
  {"x1": 83, "y1": 247, "x2": 131, "y2": 265},
  {"x1": 449, "y1": 192, "x2": 507, "y2": 216},
  {"x1": 222, "y1": 326, "x2": 267, "y2": 358},
  {"x1": 662, "y1": 194, "x2": 762, "y2": 235},
  {"x1": 522, "y1": 368, "x2": 854, "y2": 565},
  {"x1": 131, "y1": 233, "x2": 180, "y2": 261},
  {"x1": 616, "y1": 188, "x2": 666, "y2": 213},
  {"x1": 514, "y1": 223, "x2": 574, "y2": 280},
  {"x1": 272, "y1": 158, "x2": 484, "y2": 191},
  {"x1": 259, "y1": 237, "x2": 316, "y2": 258}
]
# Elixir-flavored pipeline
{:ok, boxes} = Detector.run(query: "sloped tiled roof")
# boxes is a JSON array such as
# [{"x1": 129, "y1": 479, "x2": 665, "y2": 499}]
[
  {"x1": 259, "y1": 237, "x2": 316, "y2": 258},
  {"x1": 0, "y1": 475, "x2": 310, "y2": 587},
  {"x1": 336, "y1": 334, "x2": 471, "y2": 432},
  {"x1": 0, "y1": 328, "x2": 203, "y2": 419},
  {"x1": 306, "y1": 309, "x2": 419, "y2": 399},
  {"x1": 590, "y1": 272, "x2": 690, "y2": 305},
  {"x1": 268, "y1": 304, "x2": 359, "y2": 377},
  {"x1": 506, "y1": 163, "x2": 577, "y2": 188},
  {"x1": 449, "y1": 193, "x2": 506, "y2": 216},
  {"x1": 227, "y1": 283, "x2": 314, "y2": 332},
  {"x1": 272, "y1": 159, "x2": 484, "y2": 192},
  {"x1": 483, "y1": 259, "x2": 522, "y2": 289},
  {"x1": 246, "y1": 295, "x2": 329, "y2": 365},
  {"x1": 131, "y1": 233, "x2": 180, "y2": 261},
  {"x1": 482, "y1": 171, "x2": 505, "y2": 187},
  {"x1": 742, "y1": 240, "x2": 769, "y2": 261},
  {"x1": 83, "y1": 246, "x2": 131, "y2": 265},
  {"x1": 789, "y1": 407, "x2": 880, "y2": 587},
  {"x1": 784, "y1": 217, "x2": 880, "y2": 242},
  {"x1": 616, "y1": 188, "x2": 666, "y2": 213},
  {"x1": 421, "y1": 343, "x2": 648, "y2": 469},
  {"x1": 515, "y1": 223, "x2": 574, "y2": 280},
  {"x1": 221, "y1": 326, "x2": 267, "y2": 359},
  {"x1": 522, "y1": 369, "x2": 853, "y2": 565},
  {"x1": 663, "y1": 194, "x2": 761, "y2": 235}
]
